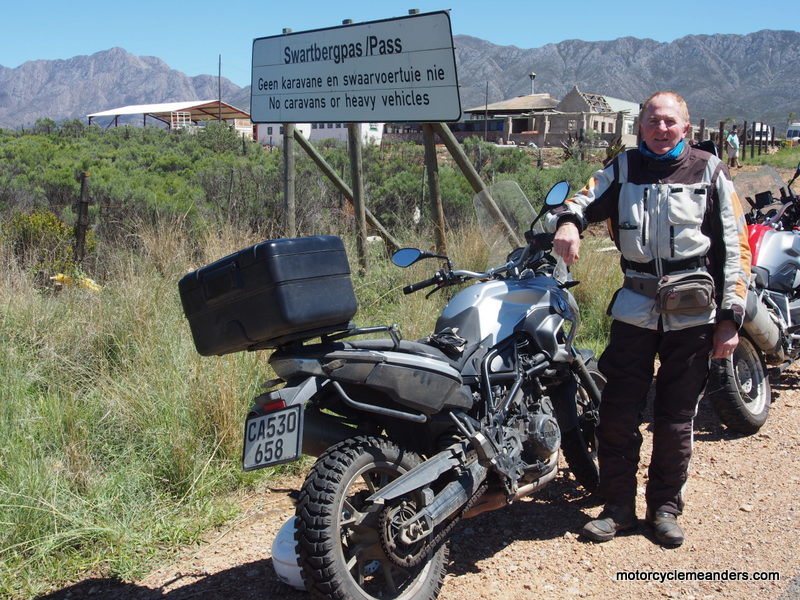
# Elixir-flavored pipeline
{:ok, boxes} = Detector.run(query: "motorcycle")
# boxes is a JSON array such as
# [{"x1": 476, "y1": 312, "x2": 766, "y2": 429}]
[
  {"x1": 705, "y1": 161, "x2": 800, "y2": 433},
  {"x1": 219, "y1": 180, "x2": 603, "y2": 600}
]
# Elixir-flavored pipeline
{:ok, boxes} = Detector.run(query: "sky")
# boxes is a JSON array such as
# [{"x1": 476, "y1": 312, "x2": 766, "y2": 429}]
[{"x1": 1, "y1": 0, "x2": 797, "y2": 88}]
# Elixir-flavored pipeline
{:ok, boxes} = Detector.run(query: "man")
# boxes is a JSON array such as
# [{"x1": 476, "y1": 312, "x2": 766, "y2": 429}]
[
  {"x1": 726, "y1": 125, "x2": 741, "y2": 168},
  {"x1": 549, "y1": 91, "x2": 751, "y2": 547}
]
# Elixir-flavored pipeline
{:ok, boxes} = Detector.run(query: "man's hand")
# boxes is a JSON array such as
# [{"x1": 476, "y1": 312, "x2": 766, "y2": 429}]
[
  {"x1": 711, "y1": 320, "x2": 739, "y2": 358},
  {"x1": 553, "y1": 222, "x2": 581, "y2": 265}
]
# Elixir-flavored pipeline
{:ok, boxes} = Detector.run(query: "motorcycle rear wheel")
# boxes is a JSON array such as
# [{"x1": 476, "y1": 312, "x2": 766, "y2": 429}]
[
  {"x1": 707, "y1": 335, "x2": 771, "y2": 434},
  {"x1": 295, "y1": 435, "x2": 448, "y2": 600}
]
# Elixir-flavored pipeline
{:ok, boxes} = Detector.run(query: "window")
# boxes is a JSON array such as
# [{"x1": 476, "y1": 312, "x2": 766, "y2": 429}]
[
  {"x1": 328, "y1": 123, "x2": 334, "y2": 129},
  {"x1": 336, "y1": 123, "x2": 342, "y2": 128},
  {"x1": 279, "y1": 126, "x2": 284, "y2": 134},
  {"x1": 267, "y1": 126, "x2": 273, "y2": 135}
]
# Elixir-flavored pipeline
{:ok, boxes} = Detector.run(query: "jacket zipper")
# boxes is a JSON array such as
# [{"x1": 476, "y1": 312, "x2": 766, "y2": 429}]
[
  {"x1": 655, "y1": 183, "x2": 663, "y2": 278},
  {"x1": 670, "y1": 226, "x2": 675, "y2": 257},
  {"x1": 642, "y1": 188, "x2": 648, "y2": 247}
]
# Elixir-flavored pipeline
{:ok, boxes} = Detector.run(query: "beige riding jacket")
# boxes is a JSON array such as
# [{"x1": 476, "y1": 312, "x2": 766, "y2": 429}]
[{"x1": 546, "y1": 145, "x2": 751, "y2": 331}]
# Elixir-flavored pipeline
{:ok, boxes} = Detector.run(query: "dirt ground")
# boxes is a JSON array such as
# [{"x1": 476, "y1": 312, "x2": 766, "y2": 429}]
[{"x1": 41, "y1": 364, "x2": 800, "y2": 600}]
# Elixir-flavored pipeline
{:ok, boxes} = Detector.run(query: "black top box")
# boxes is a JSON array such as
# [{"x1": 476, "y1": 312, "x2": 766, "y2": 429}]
[{"x1": 179, "y1": 236, "x2": 357, "y2": 355}]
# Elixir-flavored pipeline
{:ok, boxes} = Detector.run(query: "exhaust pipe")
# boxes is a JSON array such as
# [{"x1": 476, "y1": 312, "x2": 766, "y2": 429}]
[
  {"x1": 742, "y1": 290, "x2": 785, "y2": 361},
  {"x1": 301, "y1": 409, "x2": 361, "y2": 457}
]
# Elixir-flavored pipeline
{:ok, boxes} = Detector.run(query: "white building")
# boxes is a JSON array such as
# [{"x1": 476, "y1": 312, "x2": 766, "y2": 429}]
[{"x1": 256, "y1": 122, "x2": 383, "y2": 147}]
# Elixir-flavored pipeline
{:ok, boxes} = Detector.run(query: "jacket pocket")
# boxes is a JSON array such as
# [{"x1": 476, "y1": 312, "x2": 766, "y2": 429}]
[
  {"x1": 666, "y1": 186, "x2": 708, "y2": 258},
  {"x1": 617, "y1": 189, "x2": 652, "y2": 262}
]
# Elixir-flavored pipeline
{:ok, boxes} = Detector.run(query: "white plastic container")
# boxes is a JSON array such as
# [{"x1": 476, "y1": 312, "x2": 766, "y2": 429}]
[{"x1": 271, "y1": 516, "x2": 305, "y2": 590}]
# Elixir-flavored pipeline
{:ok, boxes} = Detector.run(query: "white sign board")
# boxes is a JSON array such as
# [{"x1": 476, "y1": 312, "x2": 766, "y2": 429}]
[{"x1": 250, "y1": 11, "x2": 461, "y2": 123}]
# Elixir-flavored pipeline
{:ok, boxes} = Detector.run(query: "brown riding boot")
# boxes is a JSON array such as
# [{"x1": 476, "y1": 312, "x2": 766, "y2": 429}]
[
  {"x1": 581, "y1": 504, "x2": 637, "y2": 542},
  {"x1": 646, "y1": 510, "x2": 685, "y2": 547}
]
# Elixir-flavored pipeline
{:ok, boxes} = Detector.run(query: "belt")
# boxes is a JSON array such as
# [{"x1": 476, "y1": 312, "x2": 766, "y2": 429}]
[
  {"x1": 624, "y1": 256, "x2": 706, "y2": 276},
  {"x1": 623, "y1": 275, "x2": 660, "y2": 298}
]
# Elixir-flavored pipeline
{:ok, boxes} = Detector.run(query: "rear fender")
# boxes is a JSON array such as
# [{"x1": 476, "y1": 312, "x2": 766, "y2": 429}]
[{"x1": 250, "y1": 375, "x2": 328, "y2": 414}]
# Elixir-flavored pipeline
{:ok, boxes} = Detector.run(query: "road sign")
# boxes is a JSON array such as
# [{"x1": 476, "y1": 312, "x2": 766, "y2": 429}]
[{"x1": 251, "y1": 11, "x2": 461, "y2": 123}]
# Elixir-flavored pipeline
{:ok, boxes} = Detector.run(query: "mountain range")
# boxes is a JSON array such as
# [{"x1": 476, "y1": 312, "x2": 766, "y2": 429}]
[{"x1": 1, "y1": 30, "x2": 798, "y2": 130}]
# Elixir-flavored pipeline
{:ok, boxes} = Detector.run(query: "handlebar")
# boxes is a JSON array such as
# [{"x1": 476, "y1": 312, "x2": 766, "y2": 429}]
[
  {"x1": 399, "y1": 231, "x2": 564, "y2": 295},
  {"x1": 403, "y1": 274, "x2": 442, "y2": 295}
]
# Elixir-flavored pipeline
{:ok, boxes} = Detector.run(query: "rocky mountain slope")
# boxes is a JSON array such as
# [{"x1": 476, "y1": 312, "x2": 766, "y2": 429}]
[{"x1": 1, "y1": 30, "x2": 798, "y2": 129}]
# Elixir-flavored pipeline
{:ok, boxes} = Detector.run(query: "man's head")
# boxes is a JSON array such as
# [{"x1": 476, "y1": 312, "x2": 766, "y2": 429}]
[
  {"x1": 731, "y1": 125, "x2": 738, "y2": 133},
  {"x1": 639, "y1": 91, "x2": 691, "y2": 155}
]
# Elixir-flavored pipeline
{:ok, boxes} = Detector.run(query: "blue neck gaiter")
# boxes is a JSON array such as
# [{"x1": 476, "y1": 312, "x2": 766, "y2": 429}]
[{"x1": 639, "y1": 139, "x2": 685, "y2": 161}]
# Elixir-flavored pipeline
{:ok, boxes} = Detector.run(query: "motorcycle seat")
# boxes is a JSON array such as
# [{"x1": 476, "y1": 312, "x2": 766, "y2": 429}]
[
  {"x1": 345, "y1": 338, "x2": 460, "y2": 369},
  {"x1": 276, "y1": 338, "x2": 461, "y2": 370}
]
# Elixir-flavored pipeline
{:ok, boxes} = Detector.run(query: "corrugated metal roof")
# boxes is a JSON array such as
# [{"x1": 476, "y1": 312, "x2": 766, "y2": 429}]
[
  {"x1": 465, "y1": 93, "x2": 559, "y2": 114},
  {"x1": 605, "y1": 96, "x2": 640, "y2": 115},
  {"x1": 87, "y1": 100, "x2": 250, "y2": 123}
]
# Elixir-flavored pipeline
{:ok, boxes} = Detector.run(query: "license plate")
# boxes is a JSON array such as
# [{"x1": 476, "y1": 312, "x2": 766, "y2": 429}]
[{"x1": 242, "y1": 405, "x2": 303, "y2": 471}]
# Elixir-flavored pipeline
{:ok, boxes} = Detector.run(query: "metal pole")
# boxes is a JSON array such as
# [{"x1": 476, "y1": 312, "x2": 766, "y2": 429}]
[
  {"x1": 348, "y1": 124, "x2": 368, "y2": 273},
  {"x1": 484, "y1": 81, "x2": 488, "y2": 141},
  {"x1": 423, "y1": 124, "x2": 447, "y2": 255},
  {"x1": 283, "y1": 123, "x2": 296, "y2": 238},
  {"x1": 74, "y1": 172, "x2": 90, "y2": 264},
  {"x1": 718, "y1": 121, "x2": 725, "y2": 158}
]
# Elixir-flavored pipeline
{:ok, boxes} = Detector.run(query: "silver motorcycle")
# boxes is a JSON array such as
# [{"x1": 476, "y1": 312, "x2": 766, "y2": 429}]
[
  {"x1": 236, "y1": 180, "x2": 603, "y2": 600},
  {"x1": 705, "y1": 162, "x2": 800, "y2": 433}
]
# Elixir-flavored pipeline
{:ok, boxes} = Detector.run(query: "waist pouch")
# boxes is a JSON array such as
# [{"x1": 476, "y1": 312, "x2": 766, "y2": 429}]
[{"x1": 624, "y1": 271, "x2": 716, "y2": 314}]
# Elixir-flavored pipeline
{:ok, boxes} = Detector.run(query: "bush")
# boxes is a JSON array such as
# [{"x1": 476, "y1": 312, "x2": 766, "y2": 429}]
[{"x1": 1, "y1": 209, "x2": 94, "y2": 280}]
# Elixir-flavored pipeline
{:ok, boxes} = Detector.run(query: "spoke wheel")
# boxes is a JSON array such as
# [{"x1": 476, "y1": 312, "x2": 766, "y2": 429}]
[
  {"x1": 562, "y1": 358, "x2": 604, "y2": 492},
  {"x1": 707, "y1": 336, "x2": 771, "y2": 434},
  {"x1": 295, "y1": 436, "x2": 448, "y2": 600}
]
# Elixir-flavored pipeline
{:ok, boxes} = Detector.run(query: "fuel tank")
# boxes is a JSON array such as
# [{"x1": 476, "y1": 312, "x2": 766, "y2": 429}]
[
  {"x1": 749, "y1": 225, "x2": 800, "y2": 292},
  {"x1": 434, "y1": 275, "x2": 577, "y2": 362}
]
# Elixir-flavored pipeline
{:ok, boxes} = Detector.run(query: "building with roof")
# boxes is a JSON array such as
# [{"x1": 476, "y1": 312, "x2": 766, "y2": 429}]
[
  {"x1": 87, "y1": 100, "x2": 253, "y2": 137},
  {"x1": 448, "y1": 93, "x2": 559, "y2": 144}
]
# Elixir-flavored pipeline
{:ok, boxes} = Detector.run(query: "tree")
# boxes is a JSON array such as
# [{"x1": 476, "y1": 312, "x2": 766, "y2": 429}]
[{"x1": 33, "y1": 118, "x2": 56, "y2": 135}]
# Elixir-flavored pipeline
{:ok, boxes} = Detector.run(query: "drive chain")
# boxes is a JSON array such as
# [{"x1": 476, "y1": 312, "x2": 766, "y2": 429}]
[{"x1": 379, "y1": 481, "x2": 489, "y2": 568}]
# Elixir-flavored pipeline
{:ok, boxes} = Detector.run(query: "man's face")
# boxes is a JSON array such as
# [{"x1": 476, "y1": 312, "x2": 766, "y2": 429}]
[{"x1": 639, "y1": 94, "x2": 690, "y2": 155}]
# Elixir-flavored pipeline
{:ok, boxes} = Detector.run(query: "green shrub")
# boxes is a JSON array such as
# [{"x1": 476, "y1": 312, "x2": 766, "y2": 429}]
[{"x1": 1, "y1": 209, "x2": 95, "y2": 280}]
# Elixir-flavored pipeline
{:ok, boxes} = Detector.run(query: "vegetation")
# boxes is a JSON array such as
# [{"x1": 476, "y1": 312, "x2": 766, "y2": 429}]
[
  {"x1": 742, "y1": 145, "x2": 800, "y2": 170},
  {"x1": 0, "y1": 119, "x2": 703, "y2": 598}
]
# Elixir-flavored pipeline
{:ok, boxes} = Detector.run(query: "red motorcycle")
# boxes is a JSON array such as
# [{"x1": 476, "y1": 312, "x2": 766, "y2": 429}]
[{"x1": 705, "y1": 161, "x2": 800, "y2": 433}]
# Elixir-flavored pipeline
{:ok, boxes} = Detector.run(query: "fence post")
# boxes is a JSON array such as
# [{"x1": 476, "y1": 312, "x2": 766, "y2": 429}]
[
  {"x1": 718, "y1": 121, "x2": 725, "y2": 158},
  {"x1": 422, "y1": 123, "x2": 447, "y2": 255},
  {"x1": 741, "y1": 121, "x2": 748, "y2": 162},
  {"x1": 347, "y1": 124, "x2": 368, "y2": 274},
  {"x1": 283, "y1": 123, "x2": 296, "y2": 238},
  {"x1": 74, "y1": 172, "x2": 90, "y2": 264}
]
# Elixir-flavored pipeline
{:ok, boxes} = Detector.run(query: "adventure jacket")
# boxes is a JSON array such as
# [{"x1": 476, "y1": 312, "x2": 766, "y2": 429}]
[{"x1": 547, "y1": 145, "x2": 751, "y2": 331}]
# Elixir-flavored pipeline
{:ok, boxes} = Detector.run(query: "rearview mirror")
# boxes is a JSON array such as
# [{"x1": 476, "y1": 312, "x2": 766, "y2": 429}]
[
  {"x1": 529, "y1": 180, "x2": 571, "y2": 230},
  {"x1": 392, "y1": 248, "x2": 424, "y2": 268},
  {"x1": 544, "y1": 180, "x2": 571, "y2": 208}
]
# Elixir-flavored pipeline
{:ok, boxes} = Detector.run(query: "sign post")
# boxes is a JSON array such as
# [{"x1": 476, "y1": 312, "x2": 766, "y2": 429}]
[
  {"x1": 251, "y1": 11, "x2": 461, "y2": 124},
  {"x1": 251, "y1": 11, "x2": 462, "y2": 267}
]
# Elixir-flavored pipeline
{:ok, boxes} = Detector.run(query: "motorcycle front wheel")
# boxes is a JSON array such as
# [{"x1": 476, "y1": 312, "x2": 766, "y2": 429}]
[
  {"x1": 561, "y1": 358, "x2": 604, "y2": 493},
  {"x1": 295, "y1": 435, "x2": 448, "y2": 600},
  {"x1": 706, "y1": 335, "x2": 771, "y2": 434}
]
